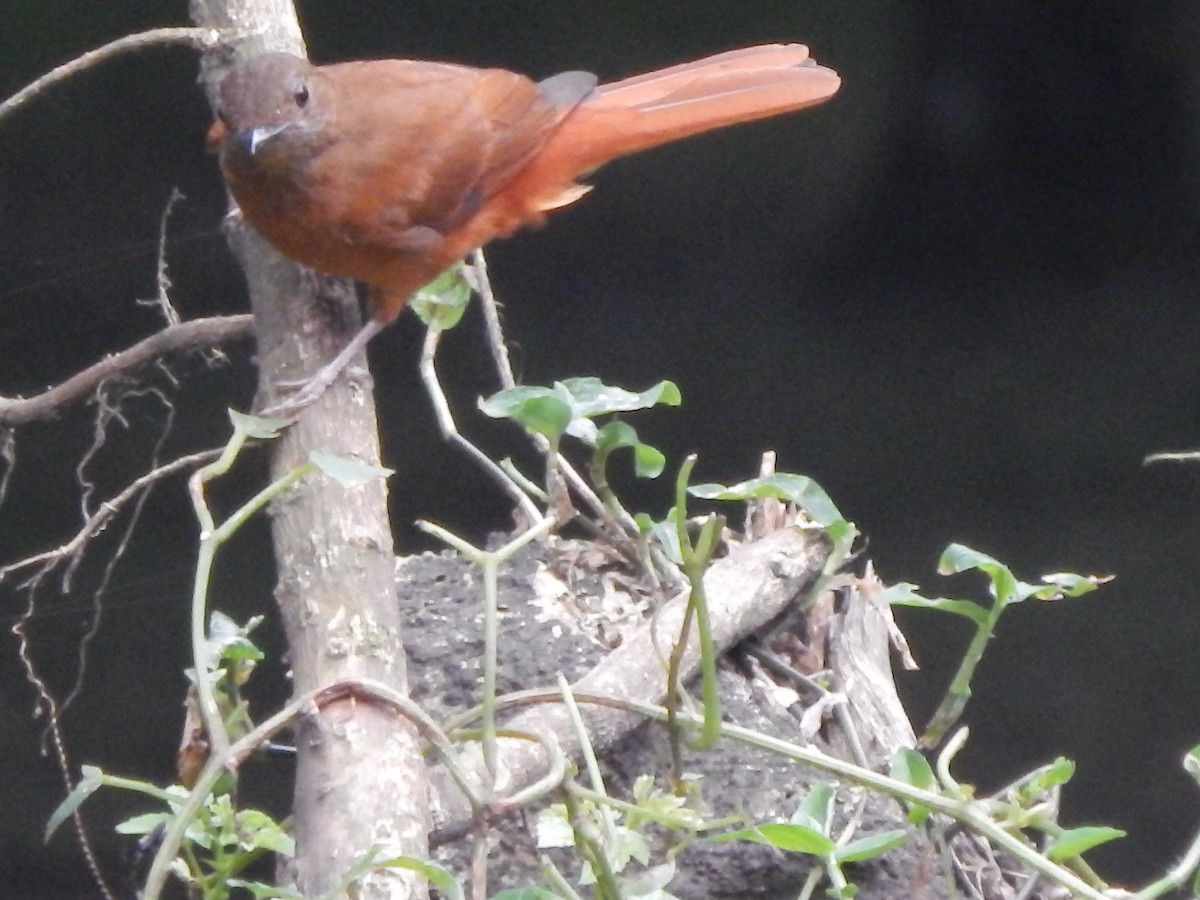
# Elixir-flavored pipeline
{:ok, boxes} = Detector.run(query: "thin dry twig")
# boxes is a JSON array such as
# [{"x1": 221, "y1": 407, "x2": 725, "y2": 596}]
[
  {"x1": 0, "y1": 428, "x2": 14, "y2": 510},
  {"x1": 61, "y1": 386, "x2": 180, "y2": 714},
  {"x1": 5, "y1": 439, "x2": 221, "y2": 900},
  {"x1": 5, "y1": 444, "x2": 223, "y2": 900},
  {"x1": 0, "y1": 27, "x2": 218, "y2": 124},
  {"x1": 141, "y1": 188, "x2": 187, "y2": 329},
  {"x1": 0, "y1": 315, "x2": 253, "y2": 426},
  {"x1": 3, "y1": 447, "x2": 221, "y2": 590},
  {"x1": 0, "y1": 26, "x2": 232, "y2": 900}
]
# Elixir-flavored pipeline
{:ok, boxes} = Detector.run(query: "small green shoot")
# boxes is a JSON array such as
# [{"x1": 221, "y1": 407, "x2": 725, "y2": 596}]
[
  {"x1": 887, "y1": 543, "x2": 1110, "y2": 748},
  {"x1": 536, "y1": 773, "x2": 703, "y2": 899},
  {"x1": 49, "y1": 621, "x2": 297, "y2": 900},
  {"x1": 709, "y1": 782, "x2": 908, "y2": 898},
  {"x1": 480, "y1": 378, "x2": 679, "y2": 510}
]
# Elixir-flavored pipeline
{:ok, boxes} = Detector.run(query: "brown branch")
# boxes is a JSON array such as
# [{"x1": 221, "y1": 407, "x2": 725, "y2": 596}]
[
  {"x1": 0, "y1": 315, "x2": 254, "y2": 426},
  {"x1": 191, "y1": 3, "x2": 431, "y2": 896},
  {"x1": 0, "y1": 27, "x2": 218, "y2": 124}
]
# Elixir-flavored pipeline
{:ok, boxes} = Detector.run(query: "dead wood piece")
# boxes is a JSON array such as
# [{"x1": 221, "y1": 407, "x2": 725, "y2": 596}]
[{"x1": 424, "y1": 526, "x2": 829, "y2": 839}]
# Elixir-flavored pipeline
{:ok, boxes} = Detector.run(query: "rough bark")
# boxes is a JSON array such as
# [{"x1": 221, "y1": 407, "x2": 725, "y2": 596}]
[{"x1": 189, "y1": 2, "x2": 430, "y2": 897}]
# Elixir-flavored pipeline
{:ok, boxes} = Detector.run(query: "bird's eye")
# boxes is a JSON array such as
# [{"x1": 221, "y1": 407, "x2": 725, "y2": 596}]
[{"x1": 292, "y1": 80, "x2": 310, "y2": 109}]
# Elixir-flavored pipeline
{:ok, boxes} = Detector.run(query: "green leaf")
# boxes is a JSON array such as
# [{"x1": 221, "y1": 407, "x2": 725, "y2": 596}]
[
  {"x1": 114, "y1": 811, "x2": 171, "y2": 836},
  {"x1": 625, "y1": 775, "x2": 702, "y2": 831},
  {"x1": 229, "y1": 408, "x2": 290, "y2": 438},
  {"x1": 316, "y1": 849, "x2": 462, "y2": 900},
  {"x1": 309, "y1": 451, "x2": 393, "y2": 487},
  {"x1": 825, "y1": 518, "x2": 860, "y2": 552},
  {"x1": 45, "y1": 766, "x2": 104, "y2": 842},
  {"x1": 490, "y1": 890, "x2": 562, "y2": 900},
  {"x1": 620, "y1": 859, "x2": 677, "y2": 896},
  {"x1": 889, "y1": 749, "x2": 935, "y2": 824},
  {"x1": 689, "y1": 473, "x2": 843, "y2": 526},
  {"x1": 794, "y1": 783, "x2": 835, "y2": 835},
  {"x1": 596, "y1": 421, "x2": 667, "y2": 478},
  {"x1": 882, "y1": 585, "x2": 989, "y2": 626},
  {"x1": 207, "y1": 612, "x2": 265, "y2": 663},
  {"x1": 482, "y1": 378, "x2": 679, "y2": 447},
  {"x1": 610, "y1": 824, "x2": 651, "y2": 870},
  {"x1": 558, "y1": 377, "x2": 681, "y2": 417},
  {"x1": 936, "y1": 543, "x2": 1002, "y2": 575},
  {"x1": 1046, "y1": 826, "x2": 1126, "y2": 862},
  {"x1": 535, "y1": 805, "x2": 574, "y2": 849},
  {"x1": 636, "y1": 513, "x2": 682, "y2": 564},
  {"x1": 479, "y1": 386, "x2": 573, "y2": 441},
  {"x1": 937, "y1": 543, "x2": 1020, "y2": 604},
  {"x1": 1024, "y1": 572, "x2": 1112, "y2": 602},
  {"x1": 834, "y1": 829, "x2": 909, "y2": 863},
  {"x1": 237, "y1": 808, "x2": 294, "y2": 855},
  {"x1": 709, "y1": 822, "x2": 836, "y2": 856},
  {"x1": 1021, "y1": 757, "x2": 1076, "y2": 799},
  {"x1": 377, "y1": 857, "x2": 462, "y2": 899},
  {"x1": 410, "y1": 263, "x2": 472, "y2": 329},
  {"x1": 890, "y1": 749, "x2": 935, "y2": 791},
  {"x1": 937, "y1": 545, "x2": 1109, "y2": 607}
]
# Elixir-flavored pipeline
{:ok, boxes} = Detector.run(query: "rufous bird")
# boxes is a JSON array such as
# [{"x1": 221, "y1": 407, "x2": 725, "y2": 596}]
[{"x1": 207, "y1": 45, "x2": 841, "y2": 410}]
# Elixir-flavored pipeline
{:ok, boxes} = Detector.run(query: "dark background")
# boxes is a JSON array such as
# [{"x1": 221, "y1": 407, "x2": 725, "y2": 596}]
[{"x1": 3, "y1": 2, "x2": 1200, "y2": 895}]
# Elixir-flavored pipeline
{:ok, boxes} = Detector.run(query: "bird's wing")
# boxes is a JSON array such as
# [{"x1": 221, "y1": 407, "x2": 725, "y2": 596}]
[{"x1": 317, "y1": 60, "x2": 594, "y2": 249}]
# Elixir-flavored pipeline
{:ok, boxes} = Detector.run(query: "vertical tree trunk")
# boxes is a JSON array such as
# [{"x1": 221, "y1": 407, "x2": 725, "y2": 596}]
[{"x1": 189, "y1": 2, "x2": 430, "y2": 896}]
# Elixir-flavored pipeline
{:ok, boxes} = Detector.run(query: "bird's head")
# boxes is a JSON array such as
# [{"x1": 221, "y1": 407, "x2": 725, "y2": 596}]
[{"x1": 207, "y1": 53, "x2": 329, "y2": 176}]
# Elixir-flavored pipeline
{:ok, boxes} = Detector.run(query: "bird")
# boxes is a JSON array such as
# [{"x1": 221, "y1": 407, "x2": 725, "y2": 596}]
[{"x1": 207, "y1": 44, "x2": 841, "y2": 410}]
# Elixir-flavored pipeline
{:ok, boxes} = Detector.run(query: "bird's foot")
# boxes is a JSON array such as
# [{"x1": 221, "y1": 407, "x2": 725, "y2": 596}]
[{"x1": 257, "y1": 320, "x2": 383, "y2": 418}]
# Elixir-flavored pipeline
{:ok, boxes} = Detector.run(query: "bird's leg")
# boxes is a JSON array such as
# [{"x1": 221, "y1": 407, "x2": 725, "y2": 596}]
[{"x1": 259, "y1": 318, "x2": 384, "y2": 417}]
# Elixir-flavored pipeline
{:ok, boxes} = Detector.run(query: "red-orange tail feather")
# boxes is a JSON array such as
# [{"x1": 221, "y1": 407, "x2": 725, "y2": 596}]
[{"x1": 567, "y1": 44, "x2": 840, "y2": 170}]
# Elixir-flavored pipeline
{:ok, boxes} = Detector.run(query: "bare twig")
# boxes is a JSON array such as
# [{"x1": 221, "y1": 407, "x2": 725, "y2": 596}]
[
  {"x1": 2, "y1": 448, "x2": 221, "y2": 587},
  {"x1": 0, "y1": 27, "x2": 218, "y2": 124},
  {"x1": 0, "y1": 315, "x2": 254, "y2": 426},
  {"x1": 61, "y1": 386, "x2": 179, "y2": 714},
  {"x1": 5, "y1": 443, "x2": 223, "y2": 900},
  {"x1": 140, "y1": 188, "x2": 186, "y2": 328},
  {"x1": 0, "y1": 428, "x2": 14, "y2": 509}
]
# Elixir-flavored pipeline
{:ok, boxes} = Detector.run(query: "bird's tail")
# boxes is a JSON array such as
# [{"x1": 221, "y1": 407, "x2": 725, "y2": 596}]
[{"x1": 566, "y1": 44, "x2": 840, "y2": 170}]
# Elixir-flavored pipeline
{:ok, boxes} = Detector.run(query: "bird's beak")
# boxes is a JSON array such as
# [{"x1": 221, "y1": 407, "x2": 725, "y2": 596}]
[{"x1": 247, "y1": 123, "x2": 290, "y2": 155}]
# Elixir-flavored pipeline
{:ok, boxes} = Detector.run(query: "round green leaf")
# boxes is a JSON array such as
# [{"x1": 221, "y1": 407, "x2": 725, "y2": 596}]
[
  {"x1": 479, "y1": 386, "x2": 573, "y2": 440},
  {"x1": 411, "y1": 264, "x2": 472, "y2": 329}
]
